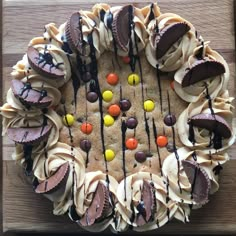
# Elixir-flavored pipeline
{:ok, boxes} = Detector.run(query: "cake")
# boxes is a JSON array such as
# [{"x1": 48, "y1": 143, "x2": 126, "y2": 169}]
[{"x1": 0, "y1": 3, "x2": 235, "y2": 233}]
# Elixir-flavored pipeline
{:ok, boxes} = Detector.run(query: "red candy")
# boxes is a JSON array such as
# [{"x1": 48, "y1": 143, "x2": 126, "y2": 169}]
[
  {"x1": 126, "y1": 138, "x2": 138, "y2": 150},
  {"x1": 81, "y1": 122, "x2": 93, "y2": 134},
  {"x1": 106, "y1": 73, "x2": 119, "y2": 85},
  {"x1": 108, "y1": 104, "x2": 121, "y2": 117}
]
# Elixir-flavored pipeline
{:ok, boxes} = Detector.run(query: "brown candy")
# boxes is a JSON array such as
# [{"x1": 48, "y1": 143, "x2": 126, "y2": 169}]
[
  {"x1": 80, "y1": 182, "x2": 112, "y2": 226},
  {"x1": 182, "y1": 160, "x2": 211, "y2": 204},
  {"x1": 27, "y1": 46, "x2": 64, "y2": 79},
  {"x1": 7, "y1": 125, "x2": 52, "y2": 145},
  {"x1": 65, "y1": 12, "x2": 83, "y2": 54},
  {"x1": 190, "y1": 113, "x2": 231, "y2": 138},
  {"x1": 155, "y1": 22, "x2": 190, "y2": 59},
  {"x1": 35, "y1": 162, "x2": 70, "y2": 194},
  {"x1": 112, "y1": 5, "x2": 132, "y2": 52},
  {"x1": 11, "y1": 79, "x2": 52, "y2": 109},
  {"x1": 182, "y1": 60, "x2": 225, "y2": 87}
]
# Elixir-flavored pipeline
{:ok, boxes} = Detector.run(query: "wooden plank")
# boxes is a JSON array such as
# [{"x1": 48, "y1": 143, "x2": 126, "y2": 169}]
[{"x1": 1, "y1": 0, "x2": 236, "y2": 234}]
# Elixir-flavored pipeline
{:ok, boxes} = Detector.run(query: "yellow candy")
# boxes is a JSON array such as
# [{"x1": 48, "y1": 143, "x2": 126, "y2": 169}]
[
  {"x1": 104, "y1": 114, "x2": 115, "y2": 127},
  {"x1": 104, "y1": 149, "x2": 115, "y2": 162},
  {"x1": 102, "y1": 90, "x2": 113, "y2": 102},
  {"x1": 144, "y1": 100, "x2": 155, "y2": 112},
  {"x1": 127, "y1": 73, "x2": 140, "y2": 86},
  {"x1": 63, "y1": 114, "x2": 75, "y2": 126}
]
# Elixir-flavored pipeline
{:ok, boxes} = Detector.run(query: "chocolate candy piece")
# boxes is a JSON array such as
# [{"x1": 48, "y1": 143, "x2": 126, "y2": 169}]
[
  {"x1": 112, "y1": 5, "x2": 131, "y2": 52},
  {"x1": 87, "y1": 91, "x2": 98, "y2": 103},
  {"x1": 35, "y1": 162, "x2": 69, "y2": 195},
  {"x1": 135, "y1": 151, "x2": 146, "y2": 163},
  {"x1": 182, "y1": 60, "x2": 225, "y2": 87},
  {"x1": 80, "y1": 182, "x2": 112, "y2": 226},
  {"x1": 164, "y1": 114, "x2": 176, "y2": 126},
  {"x1": 11, "y1": 79, "x2": 52, "y2": 109},
  {"x1": 65, "y1": 12, "x2": 83, "y2": 54},
  {"x1": 7, "y1": 125, "x2": 52, "y2": 145},
  {"x1": 82, "y1": 71, "x2": 92, "y2": 83},
  {"x1": 156, "y1": 22, "x2": 190, "y2": 59},
  {"x1": 136, "y1": 180, "x2": 155, "y2": 226},
  {"x1": 80, "y1": 139, "x2": 92, "y2": 152},
  {"x1": 126, "y1": 117, "x2": 138, "y2": 129},
  {"x1": 182, "y1": 160, "x2": 211, "y2": 204},
  {"x1": 27, "y1": 46, "x2": 64, "y2": 79},
  {"x1": 119, "y1": 99, "x2": 131, "y2": 112},
  {"x1": 190, "y1": 113, "x2": 231, "y2": 138}
]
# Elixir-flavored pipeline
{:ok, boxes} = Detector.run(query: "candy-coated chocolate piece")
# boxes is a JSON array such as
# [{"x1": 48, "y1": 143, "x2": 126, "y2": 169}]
[
  {"x1": 164, "y1": 114, "x2": 177, "y2": 126},
  {"x1": 80, "y1": 139, "x2": 92, "y2": 152},
  {"x1": 156, "y1": 135, "x2": 168, "y2": 147},
  {"x1": 119, "y1": 99, "x2": 131, "y2": 112},
  {"x1": 102, "y1": 90, "x2": 113, "y2": 102},
  {"x1": 126, "y1": 117, "x2": 138, "y2": 129},
  {"x1": 135, "y1": 151, "x2": 146, "y2": 163},
  {"x1": 104, "y1": 115, "x2": 115, "y2": 127},
  {"x1": 82, "y1": 71, "x2": 92, "y2": 83},
  {"x1": 87, "y1": 91, "x2": 98, "y2": 103},
  {"x1": 108, "y1": 104, "x2": 121, "y2": 117},
  {"x1": 106, "y1": 73, "x2": 119, "y2": 85},
  {"x1": 105, "y1": 149, "x2": 115, "y2": 162},
  {"x1": 63, "y1": 114, "x2": 75, "y2": 126},
  {"x1": 144, "y1": 100, "x2": 155, "y2": 112},
  {"x1": 122, "y1": 56, "x2": 131, "y2": 64},
  {"x1": 127, "y1": 73, "x2": 140, "y2": 86},
  {"x1": 126, "y1": 138, "x2": 138, "y2": 150},
  {"x1": 81, "y1": 122, "x2": 93, "y2": 134}
]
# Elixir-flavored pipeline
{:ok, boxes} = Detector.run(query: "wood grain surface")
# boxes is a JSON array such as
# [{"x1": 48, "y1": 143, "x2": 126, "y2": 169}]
[{"x1": 1, "y1": 0, "x2": 236, "y2": 234}]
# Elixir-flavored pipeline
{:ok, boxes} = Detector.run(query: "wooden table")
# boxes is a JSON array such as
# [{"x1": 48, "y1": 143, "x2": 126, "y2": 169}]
[{"x1": 1, "y1": 0, "x2": 236, "y2": 234}]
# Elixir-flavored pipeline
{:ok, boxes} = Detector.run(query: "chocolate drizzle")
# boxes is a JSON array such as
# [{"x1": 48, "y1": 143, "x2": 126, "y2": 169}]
[
  {"x1": 156, "y1": 64, "x2": 163, "y2": 112},
  {"x1": 121, "y1": 120, "x2": 127, "y2": 201},
  {"x1": 23, "y1": 144, "x2": 33, "y2": 176},
  {"x1": 148, "y1": 3, "x2": 155, "y2": 22}
]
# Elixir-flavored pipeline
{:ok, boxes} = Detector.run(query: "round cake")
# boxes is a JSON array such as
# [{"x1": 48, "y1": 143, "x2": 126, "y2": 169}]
[{"x1": 0, "y1": 3, "x2": 235, "y2": 233}]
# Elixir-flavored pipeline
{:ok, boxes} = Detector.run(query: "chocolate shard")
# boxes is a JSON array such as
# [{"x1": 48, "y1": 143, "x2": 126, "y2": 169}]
[
  {"x1": 11, "y1": 79, "x2": 52, "y2": 109},
  {"x1": 7, "y1": 125, "x2": 52, "y2": 145},
  {"x1": 136, "y1": 180, "x2": 155, "y2": 226},
  {"x1": 190, "y1": 113, "x2": 231, "y2": 138},
  {"x1": 65, "y1": 12, "x2": 83, "y2": 54},
  {"x1": 182, "y1": 160, "x2": 211, "y2": 204},
  {"x1": 35, "y1": 162, "x2": 70, "y2": 194},
  {"x1": 182, "y1": 60, "x2": 225, "y2": 87},
  {"x1": 155, "y1": 22, "x2": 190, "y2": 59},
  {"x1": 80, "y1": 182, "x2": 112, "y2": 226},
  {"x1": 112, "y1": 5, "x2": 132, "y2": 52},
  {"x1": 27, "y1": 46, "x2": 64, "y2": 79}
]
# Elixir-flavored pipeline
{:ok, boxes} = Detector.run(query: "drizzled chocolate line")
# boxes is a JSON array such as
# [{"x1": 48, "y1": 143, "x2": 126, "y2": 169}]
[
  {"x1": 156, "y1": 64, "x2": 163, "y2": 113},
  {"x1": 148, "y1": 3, "x2": 155, "y2": 22},
  {"x1": 152, "y1": 118, "x2": 163, "y2": 176},
  {"x1": 167, "y1": 91, "x2": 182, "y2": 193},
  {"x1": 121, "y1": 120, "x2": 127, "y2": 201}
]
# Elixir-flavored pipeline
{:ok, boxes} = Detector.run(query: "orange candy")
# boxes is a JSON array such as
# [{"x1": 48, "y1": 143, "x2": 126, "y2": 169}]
[
  {"x1": 156, "y1": 135, "x2": 168, "y2": 147},
  {"x1": 106, "y1": 73, "x2": 119, "y2": 85},
  {"x1": 81, "y1": 122, "x2": 93, "y2": 135},
  {"x1": 125, "y1": 138, "x2": 138, "y2": 150},
  {"x1": 170, "y1": 80, "x2": 175, "y2": 90},
  {"x1": 108, "y1": 104, "x2": 121, "y2": 117},
  {"x1": 122, "y1": 56, "x2": 131, "y2": 64}
]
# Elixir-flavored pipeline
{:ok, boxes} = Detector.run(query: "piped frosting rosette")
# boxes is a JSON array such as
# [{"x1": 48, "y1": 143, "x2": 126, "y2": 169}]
[
  {"x1": 97, "y1": 4, "x2": 150, "y2": 56},
  {"x1": 32, "y1": 142, "x2": 85, "y2": 215},
  {"x1": 74, "y1": 171, "x2": 119, "y2": 232},
  {"x1": 177, "y1": 90, "x2": 235, "y2": 152},
  {"x1": 11, "y1": 36, "x2": 71, "y2": 88},
  {"x1": 146, "y1": 13, "x2": 198, "y2": 72},
  {"x1": 174, "y1": 43, "x2": 230, "y2": 102},
  {"x1": 162, "y1": 147, "x2": 229, "y2": 206},
  {"x1": 116, "y1": 172, "x2": 189, "y2": 231}
]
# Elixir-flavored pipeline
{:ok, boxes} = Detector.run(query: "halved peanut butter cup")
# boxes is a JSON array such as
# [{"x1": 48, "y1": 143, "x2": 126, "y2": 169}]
[
  {"x1": 65, "y1": 12, "x2": 83, "y2": 54},
  {"x1": 182, "y1": 160, "x2": 211, "y2": 204},
  {"x1": 190, "y1": 113, "x2": 231, "y2": 138},
  {"x1": 7, "y1": 125, "x2": 52, "y2": 145},
  {"x1": 155, "y1": 22, "x2": 190, "y2": 59},
  {"x1": 11, "y1": 79, "x2": 52, "y2": 109},
  {"x1": 80, "y1": 182, "x2": 112, "y2": 226},
  {"x1": 182, "y1": 60, "x2": 225, "y2": 87},
  {"x1": 112, "y1": 5, "x2": 132, "y2": 52},
  {"x1": 27, "y1": 46, "x2": 64, "y2": 79},
  {"x1": 35, "y1": 162, "x2": 70, "y2": 194}
]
